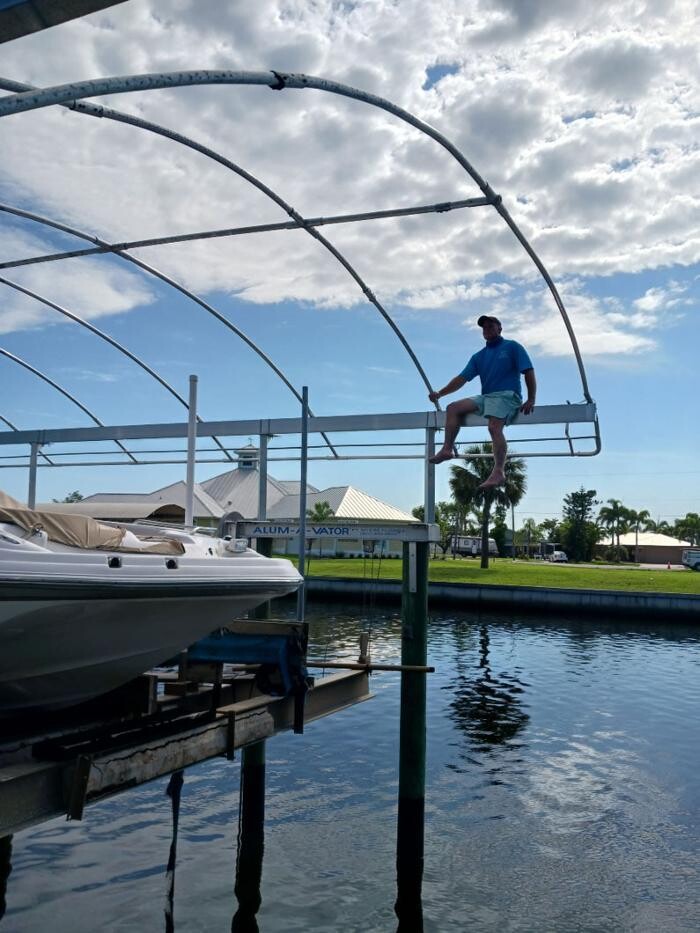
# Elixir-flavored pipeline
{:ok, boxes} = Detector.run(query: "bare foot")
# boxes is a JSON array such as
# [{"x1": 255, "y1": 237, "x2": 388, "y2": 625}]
[
  {"x1": 478, "y1": 471, "x2": 505, "y2": 489},
  {"x1": 429, "y1": 448, "x2": 454, "y2": 465}
]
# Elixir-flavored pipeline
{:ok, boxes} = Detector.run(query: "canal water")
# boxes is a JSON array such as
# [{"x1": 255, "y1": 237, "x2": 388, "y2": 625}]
[{"x1": 3, "y1": 603, "x2": 700, "y2": 932}]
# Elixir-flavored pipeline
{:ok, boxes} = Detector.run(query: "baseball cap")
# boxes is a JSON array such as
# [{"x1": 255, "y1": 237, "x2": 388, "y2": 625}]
[{"x1": 477, "y1": 315, "x2": 501, "y2": 327}]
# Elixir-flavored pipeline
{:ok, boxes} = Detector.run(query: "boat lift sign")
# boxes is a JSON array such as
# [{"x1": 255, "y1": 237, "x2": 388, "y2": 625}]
[{"x1": 235, "y1": 522, "x2": 440, "y2": 543}]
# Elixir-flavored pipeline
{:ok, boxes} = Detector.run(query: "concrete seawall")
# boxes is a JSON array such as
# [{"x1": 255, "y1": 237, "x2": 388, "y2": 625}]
[{"x1": 305, "y1": 577, "x2": 700, "y2": 620}]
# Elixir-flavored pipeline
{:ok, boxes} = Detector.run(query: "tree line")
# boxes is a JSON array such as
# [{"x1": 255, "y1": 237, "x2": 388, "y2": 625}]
[{"x1": 414, "y1": 444, "x2": 700, "y2": 566}]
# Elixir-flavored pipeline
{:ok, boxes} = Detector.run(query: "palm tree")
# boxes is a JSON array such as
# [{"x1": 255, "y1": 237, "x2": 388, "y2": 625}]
[
  {"x1": 626, "y1": 508, "x2": 653, "y2": 562},
  {"x1": 306, "y1": 500, "x2": 335, "y2": 558},
  {"x1": 598, "y1": 498, "x2": 627, "y2": 546},
  {"x1": 520, "y1": 517, "x2": 541, "y2": 557},
  {"x1": 449, "y1": 443, "x2": 527, "y2": 569}
]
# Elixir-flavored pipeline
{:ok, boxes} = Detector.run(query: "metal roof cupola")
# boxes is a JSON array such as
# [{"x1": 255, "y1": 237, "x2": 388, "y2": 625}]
[{"x1": 235, "y1": 444, "x2": 259, "y2": 471}]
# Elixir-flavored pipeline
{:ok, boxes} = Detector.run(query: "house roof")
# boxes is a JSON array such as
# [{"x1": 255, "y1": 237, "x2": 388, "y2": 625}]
[
  {"x1": 201, "y1": 468, "x2": 290, "y2": 516},
  {"x1": 80, "y1": 482, "x2": 224, "y2": 518},
  {"x1": 62, "y1": 465, "x2": 414, "y2": 524},
  {"x1": 267, "y1": 485, "x2": 416, "y2": 522},
  {"x1": 617, "y1": 531, "x2": 691, "y2": 547}
]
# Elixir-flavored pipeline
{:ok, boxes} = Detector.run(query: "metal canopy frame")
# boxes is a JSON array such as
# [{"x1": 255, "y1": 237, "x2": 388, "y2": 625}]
[{"x1": 0, "y1": 68, "x2": 600, "y2": 507}]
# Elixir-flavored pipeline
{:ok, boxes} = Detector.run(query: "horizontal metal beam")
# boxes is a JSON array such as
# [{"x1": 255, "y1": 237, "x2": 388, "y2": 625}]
[
  {"x1": 0, "y1": 404, "x2": 597, "y2": 446},
  {"x1": 0, "y1": 197, "x2": 491, "y2": 271},
  {"x1": 0, "y1": 670, "x2": 370, "y2": 836}
]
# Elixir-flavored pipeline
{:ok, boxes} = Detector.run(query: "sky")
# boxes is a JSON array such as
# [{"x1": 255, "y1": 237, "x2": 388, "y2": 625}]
[{"x1": 0, "y1": 0, "x2": 698, "y2": 527}]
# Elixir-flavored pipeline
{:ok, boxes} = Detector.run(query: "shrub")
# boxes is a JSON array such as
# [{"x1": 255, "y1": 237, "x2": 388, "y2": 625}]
[{"x1": 604, "y1": 545, "x2": 629, "y2": 563}]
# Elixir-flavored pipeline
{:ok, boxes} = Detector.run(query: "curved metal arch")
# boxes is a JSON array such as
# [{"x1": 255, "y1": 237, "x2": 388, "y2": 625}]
[
  {"x1": 0, "y1": 76, "x2": 437, "y2": 413},
  {"x1": 0, "y1": 199, "x2": 338, "y2": 457},
  {"x1": 0, "y1": 268, "x2": 235, "y2": 462},
  {"x1": 0, "y1": 70, "x2": 592, "y2": 403},
  {"x1": 0, "y1": 346, "x2": 137, "y2": 462}
]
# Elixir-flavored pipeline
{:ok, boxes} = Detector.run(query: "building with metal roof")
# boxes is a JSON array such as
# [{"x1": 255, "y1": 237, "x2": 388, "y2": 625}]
[
  {"x1": 40, "y1": 446, "x2": 416, "y2": 542},
  {"x1": 596, "y1": 531, "x2": 692, "y2": 565}
]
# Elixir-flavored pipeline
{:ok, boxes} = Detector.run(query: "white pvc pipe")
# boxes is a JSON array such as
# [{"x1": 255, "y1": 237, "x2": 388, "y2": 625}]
[{"x1": 185, "y1": 375, "x2": 197, "y2": 527}]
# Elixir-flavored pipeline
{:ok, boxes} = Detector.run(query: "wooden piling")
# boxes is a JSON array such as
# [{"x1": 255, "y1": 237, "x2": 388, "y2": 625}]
[
  {"x1": 232, "y1": 741, "x2": 266, "y2": 932},
  {"x1": 0, "y1": 835, "x2": 11, "y2": 922},
  {"x1": 395, "y1": 540, "x2": 428, "y2": 931}
]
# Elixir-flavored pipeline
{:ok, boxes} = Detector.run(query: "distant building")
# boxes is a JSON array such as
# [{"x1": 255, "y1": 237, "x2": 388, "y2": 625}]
[
  {"x1": 41, "y1": 444, "x2": 416, "y2": 556},
  {"x1": 597, "y1": 531, "x2": 691, "y2": 565}
]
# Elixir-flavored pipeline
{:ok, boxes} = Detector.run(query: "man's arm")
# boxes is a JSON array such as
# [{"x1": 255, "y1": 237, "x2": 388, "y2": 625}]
[
  {"x1": 521, "y1": 369, "x2": 536, "y2": 414},
  {"x1": 428, "y1": 374, "x2": 467, "y2": 403}
]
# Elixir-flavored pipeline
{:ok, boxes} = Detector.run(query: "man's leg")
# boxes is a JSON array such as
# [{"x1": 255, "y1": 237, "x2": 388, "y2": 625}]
[
  {"x1": 429, "y1": 398, "x2": 478, "y2": 464},
  {"x1": 479, "y1": 417, "x2": 507, "y2": 487}
]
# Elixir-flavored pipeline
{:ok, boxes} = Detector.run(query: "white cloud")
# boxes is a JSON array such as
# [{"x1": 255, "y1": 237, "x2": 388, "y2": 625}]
[
  {"x1": 0, "y1": 239, "x2": 156, "y2": 335},
  {"x1": 460, "y1": 275, "x2": 694, "y2": 360},
  {"x1": 402, "y1": 281, "x2": 512, "y2": 309},
  {"x1": 366, "y1": 365, "x2": 401, "y2": 375},
  {"x1": 0, "y1": 0, "x2": 697, "y2": 356}
]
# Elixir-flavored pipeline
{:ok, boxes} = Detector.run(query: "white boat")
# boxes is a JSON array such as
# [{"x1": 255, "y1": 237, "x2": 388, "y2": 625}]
[{"x1": 0, "y1": 493, "x2": 302, "y2": 714}]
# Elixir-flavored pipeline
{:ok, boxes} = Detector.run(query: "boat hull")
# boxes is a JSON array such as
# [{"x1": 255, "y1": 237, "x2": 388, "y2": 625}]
[{"x1": 0, "y1": 579, "x2": 298, "y2": 712}]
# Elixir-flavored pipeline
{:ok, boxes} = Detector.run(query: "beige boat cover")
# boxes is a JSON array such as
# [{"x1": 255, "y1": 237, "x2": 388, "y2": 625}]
[
  {"x1": 0, "y1": 498, "x2": 185, "y2": 555},
  {"x1": 0, "y1": 490, "x2": 27, "y2": 510}
]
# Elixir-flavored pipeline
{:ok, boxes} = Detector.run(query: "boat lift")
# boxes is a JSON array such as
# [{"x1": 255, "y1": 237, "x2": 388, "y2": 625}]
[{"x1": 0, "y1": 69, "x2": 602, "y2": 924}]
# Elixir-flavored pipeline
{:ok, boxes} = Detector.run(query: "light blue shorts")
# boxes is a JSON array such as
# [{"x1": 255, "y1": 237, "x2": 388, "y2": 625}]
[{"x1": 472, "y1": 390, "x2": 522, "y2": 424}]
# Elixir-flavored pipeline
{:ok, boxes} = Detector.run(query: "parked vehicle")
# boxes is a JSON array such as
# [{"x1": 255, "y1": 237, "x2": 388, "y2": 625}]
[
  {"x1": 548, "y1": 550, "x2": 568, "y2": 563},
  {"x1": 682, "y1": 549, "x2": 700, "y2": 571}
]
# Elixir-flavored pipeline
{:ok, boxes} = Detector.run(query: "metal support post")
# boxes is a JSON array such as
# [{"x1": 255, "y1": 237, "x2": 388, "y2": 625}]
[
  {"x1": 424, "y1": 427, "x2": 436, "y2": 524},
  {"x1": 185, "y1": 375, "x2": 197, "y2": 528},
  {"x1": 232, "y1": 741, "x2": 266, "y2": 932},
  {"x1": 254, "y1": 432, "x2": 273, "y2": 619},
  {"x1": 296, "y1": 386, "x2": 309, "y2": 623},
  {"x1": 27, "y1": 441, "x2": 40, "y2": 508},
  {"x1": 257, "y1": 433, "x2": 269, "y2": 520},
  {"x1": 395, "y1": 539, "x2": 429, "y2": 931}
]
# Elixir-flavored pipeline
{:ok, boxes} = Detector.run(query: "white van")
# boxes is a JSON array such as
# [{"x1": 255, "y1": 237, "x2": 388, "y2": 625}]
[
  {"x1": 548, "y1": 550, "x2": 568, "y2": 563},
  {"x1": 682, "y1": 549, "x2": 700, "y2": 571}
]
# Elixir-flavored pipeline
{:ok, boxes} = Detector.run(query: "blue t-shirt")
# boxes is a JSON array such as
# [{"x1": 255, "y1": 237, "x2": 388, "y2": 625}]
[{"x1": 459, "y1": 337, "x2": 533, "y2": 396}]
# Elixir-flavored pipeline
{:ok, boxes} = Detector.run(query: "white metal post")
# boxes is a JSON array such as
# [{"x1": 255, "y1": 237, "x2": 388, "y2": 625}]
[
  {"x1": 424, "y1": 427, "x2": 436, "y2": 524},
  {"x1": 27, "y1": 441, "x2": 40, "y2": 508},
  {"x1": 297, "y1": 387, "x2": 309, "y2": 622},
  {"x1": 258, "y1": 433, "x2": 268, "y2": 520},
  {"x1": 185, "y1": 375, "x2": 197, "y2": 528}
]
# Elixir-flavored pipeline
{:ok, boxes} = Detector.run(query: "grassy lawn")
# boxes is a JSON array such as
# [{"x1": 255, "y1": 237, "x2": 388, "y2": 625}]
[{"x1": 292, "y1": 556, "x2": 700, "y2": 595}]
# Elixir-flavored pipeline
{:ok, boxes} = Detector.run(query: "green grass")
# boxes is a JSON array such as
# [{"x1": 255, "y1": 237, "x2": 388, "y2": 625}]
[{"x1": 289, "y1": 556, "x2": 700, "y2": 595}]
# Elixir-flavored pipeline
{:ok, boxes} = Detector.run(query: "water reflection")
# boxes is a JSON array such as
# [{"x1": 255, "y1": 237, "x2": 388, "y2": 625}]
[
  {"x1": 164, "y1": 771, "x2": 184, "y2": 933},
  {"x1": 5, "y1": 605, "x2": 700, "y2": 932},
  {"x1": 446, "y1": 624, "x2": 529, "y2": 760},
  {"x1": 0, "y1": 835, "x2": 11, "y2": 923},
  {"x1": 231, "y1": 745, "x2": 265, "y2": 933}
]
